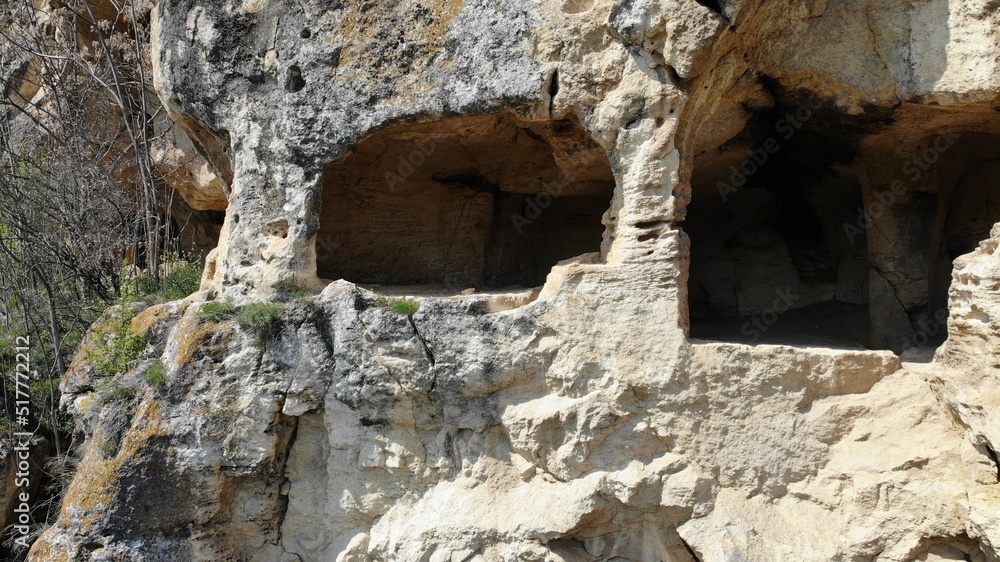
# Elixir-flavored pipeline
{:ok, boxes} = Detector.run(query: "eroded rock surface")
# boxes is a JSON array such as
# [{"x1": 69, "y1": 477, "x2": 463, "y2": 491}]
[{"x1": 29, "y1": 0, "x2": 1000, "y2": 560}]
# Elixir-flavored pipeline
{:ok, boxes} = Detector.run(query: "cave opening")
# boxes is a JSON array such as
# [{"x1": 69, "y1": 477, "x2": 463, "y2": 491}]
[
  {"x1": 686, "y1": 108, "x2": 871, "y2": 349},
  {"x1": 685, "y1": 97, "x2": 1000, "y2": 353},
  {"x1": 876, "y1": 129, "x2": 1000, "y2": 354},
  {"x1": 316, "y1": 112, "x2": 616, "y2": 294}
]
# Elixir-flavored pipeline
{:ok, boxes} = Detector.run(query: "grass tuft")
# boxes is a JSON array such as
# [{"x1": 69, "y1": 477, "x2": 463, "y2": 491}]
[
  {"x1": 93, "y1": 378, "x2": 137, "y2": 406},
  {"x1": 390, "y1": 297, "x2": 420, "y2": 316},
  {"x1": 160, "y1": 259, "x2": 204, "y2": 301},
  {"x1": 197, "y1": 300, "x2": 236, "y2": 322},
  {"x1": 120, "y1": 254, "x2": 203, "y2": 304},
  {"x1": 237, "y1": 302, "x2": 286, "y2": 332},
  {"x1": 89, "y1": 309, "x2": 149, "y2": 377},
  {"x1": 371, "y1": 294, "x2": 420, "y2": 316},
  {"x1": 143, "y1": 360, "x2": 166, "y2": 389}
]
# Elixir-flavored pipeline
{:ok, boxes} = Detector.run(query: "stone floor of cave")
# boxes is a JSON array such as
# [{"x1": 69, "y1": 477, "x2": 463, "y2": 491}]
[
  {"x1": 690, "y1": 300, "x2": 871, "y2": 350},
  {"x1": 356, "y1": 283, "x2": 540, "y2": 298}
]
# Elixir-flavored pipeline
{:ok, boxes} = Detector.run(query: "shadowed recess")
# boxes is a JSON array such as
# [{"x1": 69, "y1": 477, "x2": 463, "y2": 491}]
[
  {"x1": 317, "y1": 112, "x2": 615, "y2": 290},
  {"x1": 685, "y1": 117, "x2": 871, "y2": 349},
  {"x1": 685, "y1": 97, "x2": 1000, "y2": 353}
]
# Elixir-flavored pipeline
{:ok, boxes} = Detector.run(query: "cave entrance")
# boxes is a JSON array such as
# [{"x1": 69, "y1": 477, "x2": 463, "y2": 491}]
[
  {"x1": 871, "y1": 130, "x2": 1000, "y2": 353},
  {"x1": 685, "y1": 116, "x2": 871, "y2": 349},
  {"x1": 686, "y1": 97, "x2": 1000, "y2": 353},
  {"x1": 316, "y1": 113, "x2": 615, "y2": 293}
]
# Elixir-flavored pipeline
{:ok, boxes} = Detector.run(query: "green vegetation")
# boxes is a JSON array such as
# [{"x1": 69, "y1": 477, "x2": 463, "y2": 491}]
[
  {"x1": 287, "y1": 289, "x2": 314, "y2": 302},
  {"x1": 161, "y1": 259, "x2": 204, "y2": 301},
  {"x1": 391, "y1": 297, "x2": 420, "y2": 316},
  {"x1": 29, "y1": 379, "x2": 58, "y2": 410},
  {"x1": 121, "y1": 255, "x2": 204, "y2": 305},
  {"x1": 63, "y1": 330, "x2": 84, "y2": 353},
  {"x1": 87, "y1": 377, "x2": 141, "y2": 458},
  {"x1": 143, "y1": 360, "x2": 167, "y2": 389},
  {"x1": 109, "y1": 382, "x2": 137, "y2": 404},
  {"x1": 197, "y1": 300, "x2": 237, "y2": 322},
  {"x1": 100, "y1": 439, "x2": 120, "y2": 458},
  {"x1": 0, "y1": 412, "x2": 19, "y2": 435},
  {"x1": 0, "y1": 0, "x2": 198, "y2": 544},
  {"x1": 88, "y1": 310, "x2": 149, "y2": 378},
  {"x1": 371, "y1": 294, "x2": 421, "y2": 316},
  {"x1": 237, "y1": 302, "x2": 286, "y2": 332}
]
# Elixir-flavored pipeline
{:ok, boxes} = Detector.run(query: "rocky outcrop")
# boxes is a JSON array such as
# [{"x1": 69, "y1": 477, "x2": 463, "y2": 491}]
[
  {"x1": 33, "y1": 280, "x2": 990, "y2": 561},
  {"x1": 27, "y1": 0, "x2": 1000, "y2": 560}
]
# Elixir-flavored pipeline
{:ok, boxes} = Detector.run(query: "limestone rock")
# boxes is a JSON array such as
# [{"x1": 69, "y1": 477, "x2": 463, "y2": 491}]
[{"x1": 25, "y1": 0, "x2": 1000, "y2": 561}]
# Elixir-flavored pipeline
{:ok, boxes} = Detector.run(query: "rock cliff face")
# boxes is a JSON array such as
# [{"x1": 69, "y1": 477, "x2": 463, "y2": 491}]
[{"x1": 28, "y1": 0, "x2": 1000, "y2": 560}]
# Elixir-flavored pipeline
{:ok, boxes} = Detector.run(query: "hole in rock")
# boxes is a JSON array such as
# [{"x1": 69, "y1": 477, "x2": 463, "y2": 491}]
[
  {"x1": 316, "y1": 112, "x2": 615, "y2": 294},
  {"x1": 693, "y1": 0, "x2": 726, "y2": 17},
  {"x1": 547, "y1": 68, "x2": 560, "y2": 101},
  {"x1": 170, "y1": 207, "x2": 224, "y2": 260},
  {"x1": 686, "y1": 94, "x2": 1000, "y2": 353},
  {"x1": 285, "y1": 65, "x2": 305, "y2": 93},
  {"x1": 265, "y1": 219, "x2": 289, "y2": 239},
  {"x1": 686, "y1": 119, "x2": 870, "y2": 348}
]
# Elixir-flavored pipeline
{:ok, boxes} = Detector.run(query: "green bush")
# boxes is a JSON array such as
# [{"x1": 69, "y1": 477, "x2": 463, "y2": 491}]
[
  {"x1": 119, "y1": 254, "x2": 203, "y2": 304},
  {"x1": 28, "y1": 379, "x2": 57, "y2": 407},
  {"x1": 237, "y1": 302, "x2": 286, "y2": 332},
  {"x1": 143, "y1": 360, "x2": 166, "y2": 389},
  {"x1": 197, "y1": 300, "x2": 236, "y2": 322},
  {"x1": 287, "y1": 289, "x2": 313, "y2": 301},
  {"x1": 391, "y1": 297, "x2": 420, "y2": 316},
  {"x1": 371, "y1": 295, "x2": 420, "y2": 316},
  {"x1": 0, "y1": 412, "x2": 19, "y2": 435},
  {"x1": 119, "y1": 273, "x2": 158, "y2": 303},
  {"x1": 63, "y1": 330, "x2": 84, "y2": 351},
  {"x1": 160, "y1": 259, "x2": 204, "y2": 301},
  {"x1": 89, "y1": 310, "x2": 149, "y2": 377},
  {"x1": 111, "y1": 383, "x2": 137, "y2": 403}
]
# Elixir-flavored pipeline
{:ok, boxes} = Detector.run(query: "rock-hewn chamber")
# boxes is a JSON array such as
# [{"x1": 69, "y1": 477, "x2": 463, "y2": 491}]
[
  {"x1": 23, "y1": 0, "x2": 1000, "y2": 561},
  {"x1": 316, "y1": 113, "x2": 614, "y2": 289},
  {"x1": 688, "y1": 100, "x2": 1000, "y2": 352}
]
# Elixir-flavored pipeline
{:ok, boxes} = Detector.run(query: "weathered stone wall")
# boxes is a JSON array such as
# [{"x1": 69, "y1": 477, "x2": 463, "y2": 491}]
[{"x1": 27, "y1": 0, "x2": 1000, "y2": 560}]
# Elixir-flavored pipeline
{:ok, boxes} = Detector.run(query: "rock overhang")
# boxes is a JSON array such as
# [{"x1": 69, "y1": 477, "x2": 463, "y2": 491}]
[
  {"x1": 28, "y1": 0, "x2": 1000, "y2": 560},
  {"x1": 153, "y1": 0, "x2": 627, "y2": 299},
  {"x1": 151, "y1": 0, "x2": 1000, "y2": 355}
]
